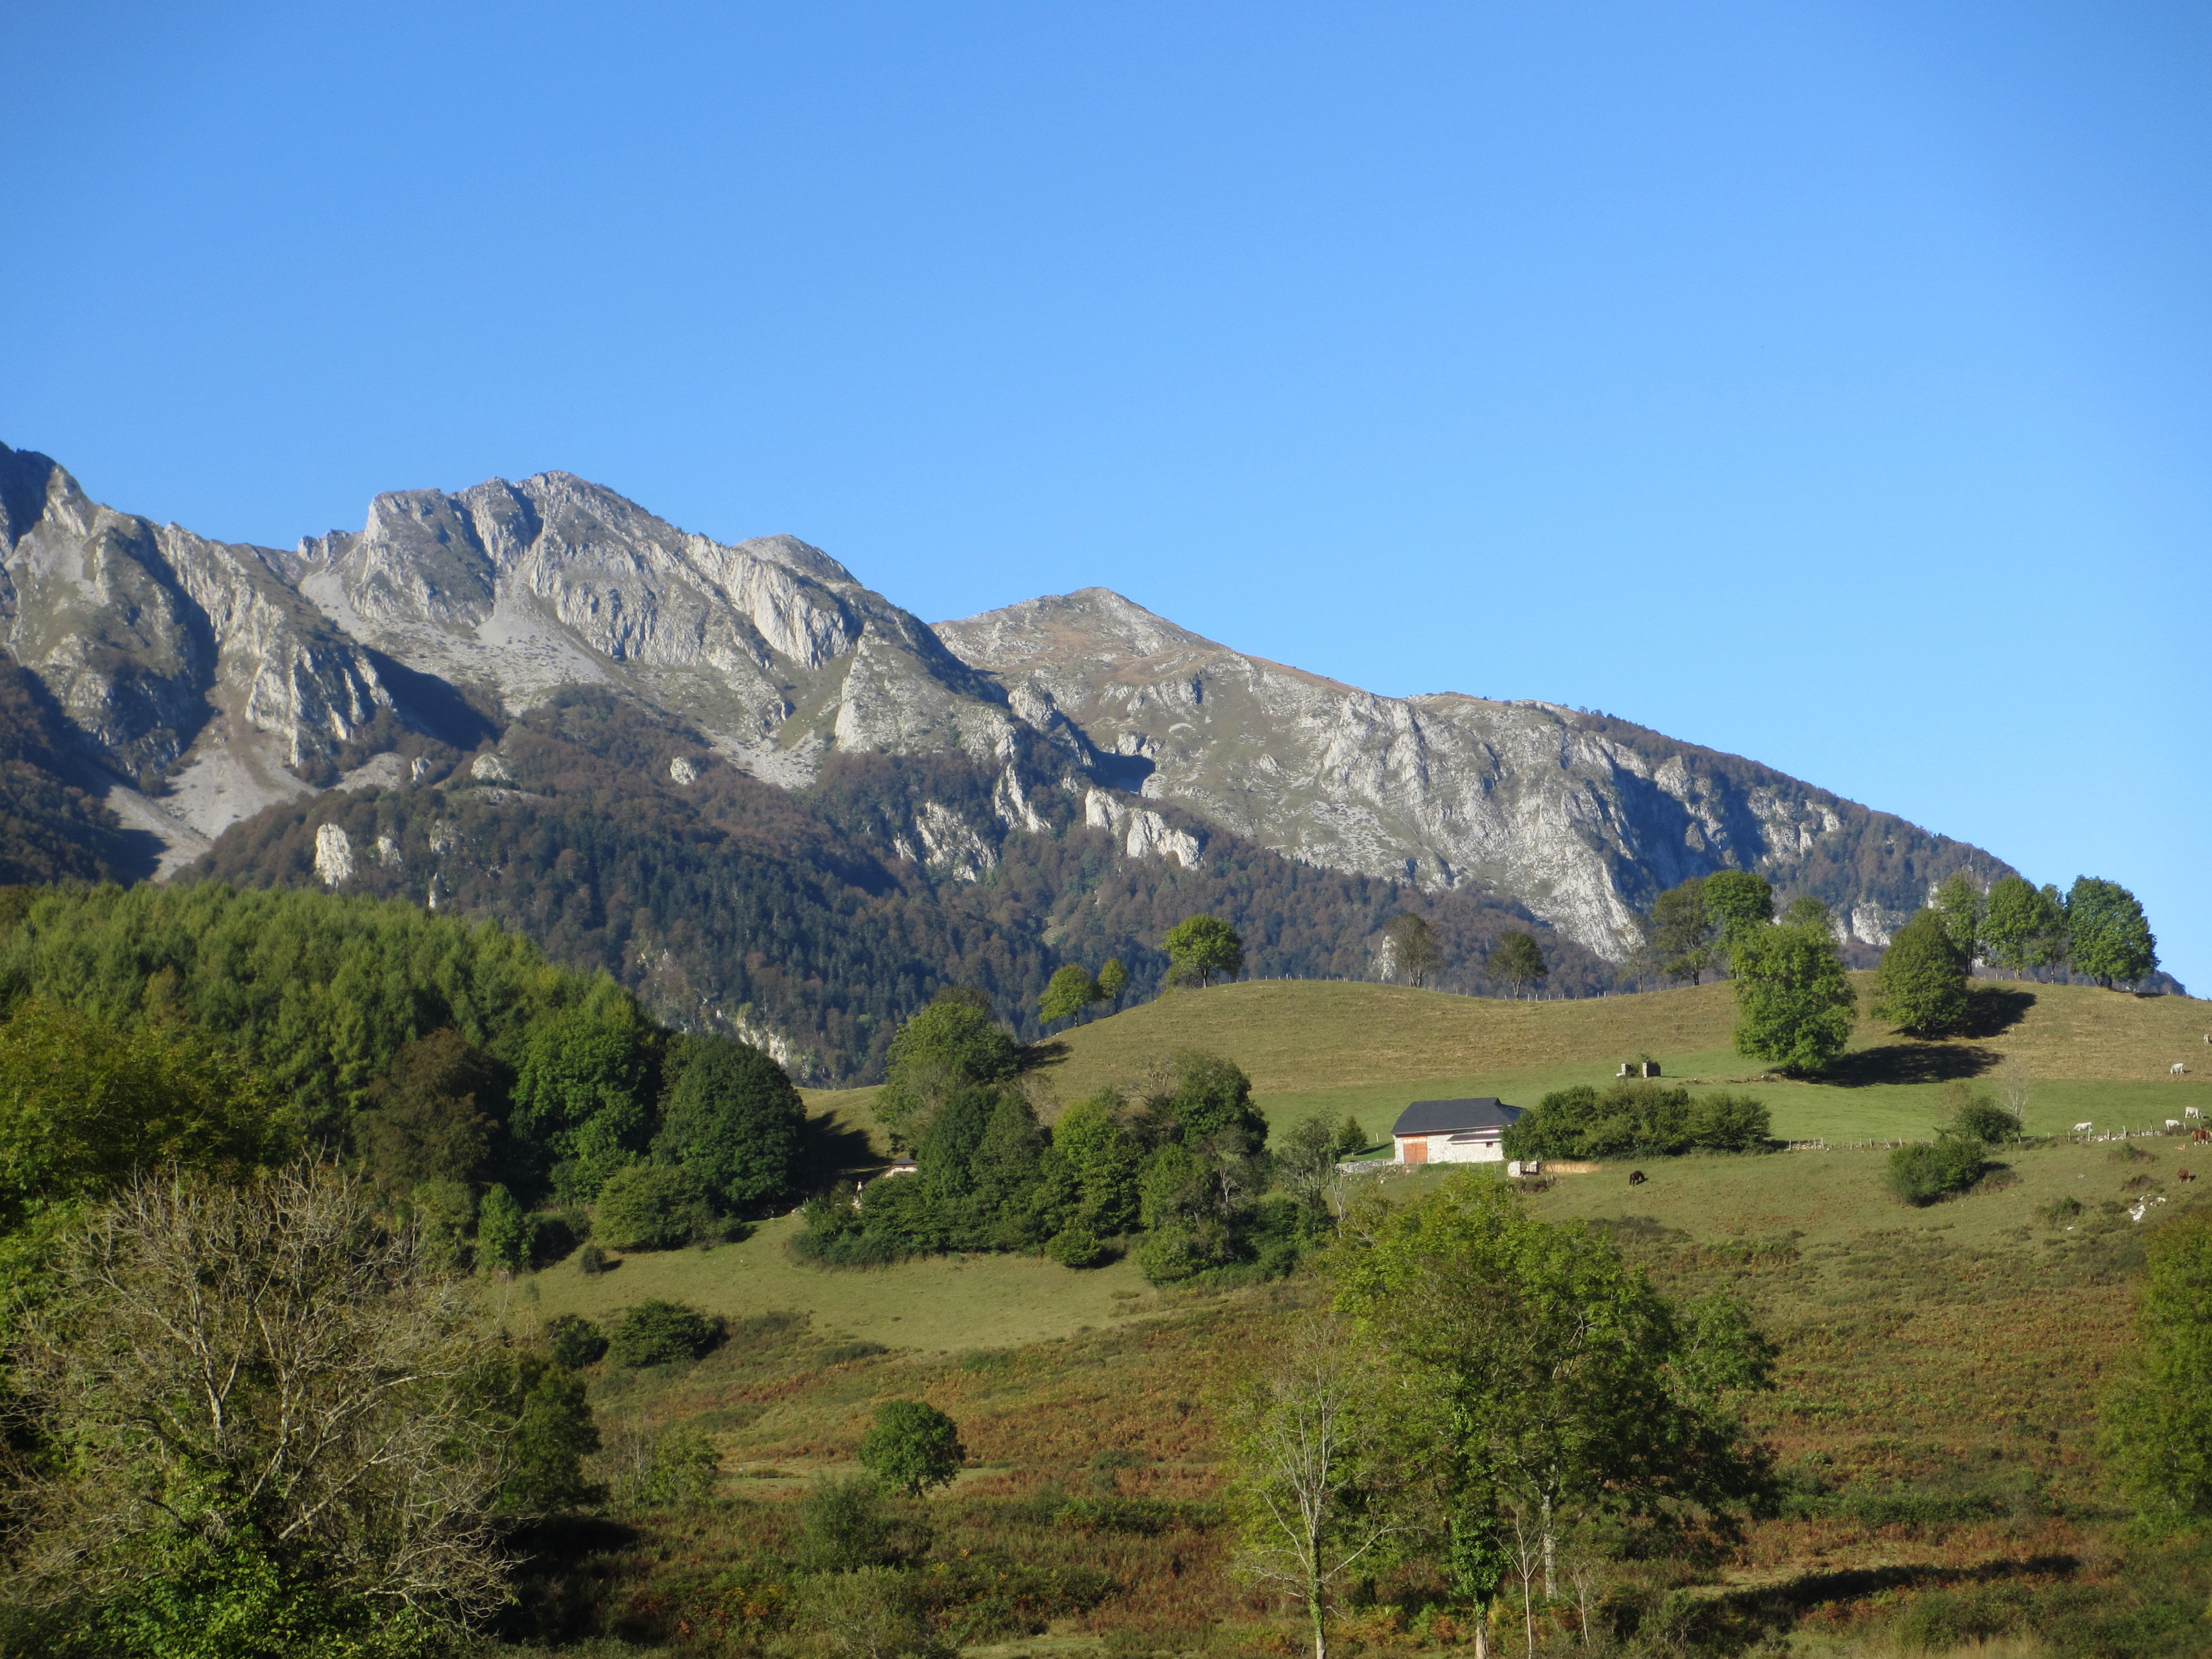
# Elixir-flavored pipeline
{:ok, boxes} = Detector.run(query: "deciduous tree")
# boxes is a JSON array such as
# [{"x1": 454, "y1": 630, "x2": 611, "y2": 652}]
[
  {"x1": 1869, "y1": 910, "x2": 1970, "y2": 1036},
  {"x1": 1931, "y1": 872, "x2": 1986, "y2": 966},
  {"x1": 1228, "y1": 1317, "x2": 1399, "y2": 1659},
  {"x1": 1384, "y1": 913, "x2": 1442, "y2": 989},
  {"x1": 857, "y1": 1400, "x2": 967, "y2": 1496},
  {"x1": 2103, "y1": 1209, "x2": 2212, "y2": 1517},
  {"x1": 1097, "y1": 957, "x2": 1129, "y2": 1010},
  {"x1": 650, "y1": 1035, "x2": 806, "y2": 1212},
  {"x1": 1488, "y1": 932, "x2": 1547, "y2": 999},
  {"x1": 2, "y1": 1165, "x2": 538, "y2": 1653},
  {"x1": 1332, "y1": 1177, "x2": 1773, "y2": 1633},
  {"x1": 1642, "y1": 878, "x2": 1715, "y2": 984},
  {"x1": 1163, "y1": 914, "x2": 1245, "y2": 988},
  {"x1": 1038, "y1": 964, "x2": 1103, "y2": 1027},
  {"x1": 2067, "y1": 876, "x2": 2157, "y2": 989},
  {"x1": 1983, "y1": 876, "x2": 2067, "y2": 979},
  {"x1": 1702, "y1": 870, "x2": 1774, "y2": 959},
  {"x1": 1730, "y1": 918, "x2": 1855, "y2": 1074}
]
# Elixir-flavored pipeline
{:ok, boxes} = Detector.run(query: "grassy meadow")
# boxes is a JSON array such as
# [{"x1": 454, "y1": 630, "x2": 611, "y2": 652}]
[{"x1": 504, "y1": 974, "x2": 2212, "y2": 1656}]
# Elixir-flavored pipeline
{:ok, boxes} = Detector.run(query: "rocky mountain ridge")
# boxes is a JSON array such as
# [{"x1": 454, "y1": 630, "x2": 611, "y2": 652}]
[{"x1": 0, "y1": 440, "x2": 2007, "y2": 958}]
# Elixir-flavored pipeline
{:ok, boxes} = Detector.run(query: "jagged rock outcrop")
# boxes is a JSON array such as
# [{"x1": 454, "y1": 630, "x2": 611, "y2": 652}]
[
  {"x1": 0, "y1": 440, "x2": 2012, "y2": 968},
  {"x1": 936, "y1": 588, "x2": 2008, "y2": 957}
]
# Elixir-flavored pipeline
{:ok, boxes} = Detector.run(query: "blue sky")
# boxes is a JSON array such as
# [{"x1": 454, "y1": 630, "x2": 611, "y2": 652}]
[{"x1": 4, "y1": 2, "x2": 2207, "y2": 987}]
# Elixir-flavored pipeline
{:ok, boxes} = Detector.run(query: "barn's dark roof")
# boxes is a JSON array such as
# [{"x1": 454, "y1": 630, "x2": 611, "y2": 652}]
[{"x1": 1391, "y1": 1097, "x2": 1523, "y2": 1136}]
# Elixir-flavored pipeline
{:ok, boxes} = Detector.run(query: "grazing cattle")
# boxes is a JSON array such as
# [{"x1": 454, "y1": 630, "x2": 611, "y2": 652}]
[
  {"x1": 2169, "y1": 1119, "x2": 2184, "y2": 1131},
  {"x1": 1628, "y1": 1170, "x2": 1647, "y2": 1186},
  {"x1": 2073, "y1": 1122, "x2": 2094, "y2": 1135},
  {"x1": 2174, "y1": 1063, "x2": 2190, "y2": 1076},
  {"x1": 2190, "y1": 1107, "x2": 2205, "y2": 1120},
  {"x1": 2197, "y1": 1129, "x2": 2212, "y2": 1143},
  {"x1": 2182, "y1": 1170, "x2": 2198, "y2": 1183}
]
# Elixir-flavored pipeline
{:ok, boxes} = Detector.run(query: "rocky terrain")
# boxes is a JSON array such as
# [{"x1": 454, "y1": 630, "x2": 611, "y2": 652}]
[{"x1": 0, "y1": 439, "x2": 2006, "y2": 963}]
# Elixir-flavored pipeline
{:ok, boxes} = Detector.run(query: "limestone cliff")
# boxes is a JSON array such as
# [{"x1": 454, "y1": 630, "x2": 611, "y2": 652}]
[{"x1": 935, "y1": 588, "x2": 2007, "y2": 958}]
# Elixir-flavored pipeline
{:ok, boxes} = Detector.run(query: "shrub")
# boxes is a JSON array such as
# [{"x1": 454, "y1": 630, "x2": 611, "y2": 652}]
[
  {"x1": 1045, "y1": 1226, "x2": 1112, "y2": 1269},
  {"x1": 1948, "y1": 1088, "x2": 2021, "y2": 1144},
  {"x1": 576, "y1": 1242, "x2": 609, "y2": 1276},
  {"x1": 594, "y1": 1162, "x2": 713, "y2": 1251},
  {"x1": 2036, "y1": 1196, "x2": 2084, "y2": 1227},
  {"x1": 544, "y1": 1313, "x2": 608, "y2": 1370},
  {"x1": 621, "y1": 1426, "x2": 722, "y2": 1508},
  {"x1": 797, "y1": 1475, "x2": 929, "y2": 1572},
  {"x1": 1886, "y1": 1138, "x2": 1989, "y2": 1206},
  {"x1": 1687, "y1": 1092, "x2": 1772, "y2": 1151},
  {"x1": 608, "y1": 1298, "x2": 718, "y2": 1367}
]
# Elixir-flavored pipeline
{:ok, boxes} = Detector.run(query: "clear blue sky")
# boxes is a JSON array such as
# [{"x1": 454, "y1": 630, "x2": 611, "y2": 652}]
[{"x1": 4, "y1": 3, "x2": 2207, "y2": 988}]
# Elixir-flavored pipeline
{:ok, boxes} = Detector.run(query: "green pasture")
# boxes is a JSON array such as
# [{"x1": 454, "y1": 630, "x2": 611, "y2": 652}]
[{"x1": 515, "y1": 1212, "x2": 1164, "y2": 1354}]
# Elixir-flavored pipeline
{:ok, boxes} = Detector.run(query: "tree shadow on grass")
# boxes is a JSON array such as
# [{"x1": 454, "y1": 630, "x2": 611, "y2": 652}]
[
  {"x1": 1820, "y1": 1043, "x2": 2000, "y2": 1088},
  {"x1": 798, "y1": 1110, "x2": 883, "y2": 1188},
  {"x1": 1959, "y1": 985, "x2": 2037, "y2": 1039},
  {"x1": 1022, "y1": 1039, "x2": 1072, "y2": 1074}
]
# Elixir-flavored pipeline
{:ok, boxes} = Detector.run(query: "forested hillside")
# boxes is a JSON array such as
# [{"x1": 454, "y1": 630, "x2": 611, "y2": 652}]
[
  {"x1": 191, "y1": 691, "x2": 1610, "y2": 1082},
  {"x1": 0, "y1": 660, "x2": 147, "y2": 885}
]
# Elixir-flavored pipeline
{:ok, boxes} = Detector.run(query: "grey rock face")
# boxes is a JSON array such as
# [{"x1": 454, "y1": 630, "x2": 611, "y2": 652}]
[
  {"x1": 0, "y1": 440, "x2": 2007, "y2": 966},
  {"x1": 0, "y1": 445, "x2": 392, "y2": 787},
  {"x1": 936, "y1": 588, "x2": 2005, "y2": 959}
]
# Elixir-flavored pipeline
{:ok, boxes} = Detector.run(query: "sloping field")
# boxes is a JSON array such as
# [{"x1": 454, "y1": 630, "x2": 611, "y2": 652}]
[{"x1": 1015, "y1": 976, "x2": 2212, "y2": 1144}]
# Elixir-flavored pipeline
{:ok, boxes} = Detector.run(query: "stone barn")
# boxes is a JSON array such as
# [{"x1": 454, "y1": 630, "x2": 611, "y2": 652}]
[{"x1": 1391, "y1": 1097, "x2": 1525, "y2": 1165}]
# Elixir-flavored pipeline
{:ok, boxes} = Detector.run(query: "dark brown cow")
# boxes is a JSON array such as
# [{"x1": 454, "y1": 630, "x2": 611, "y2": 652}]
[
  {"x1": 2180, "y1": 1169, "x2": 2197, "y2": 1183},
  {"x1": 1628, "y1": 1170, "x2": 1647, "y2": 1186}
]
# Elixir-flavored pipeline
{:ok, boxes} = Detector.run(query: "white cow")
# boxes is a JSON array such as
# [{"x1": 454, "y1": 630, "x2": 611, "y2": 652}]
[
  {"x1": 2169, "y1": 1119, "x2": 2184, "y2": 1130},
  {"x1": 2175, "y1": 1063, "x2": 2190, "y2": 1076},
  {"x1": 2073, "y1": 1121, "x2": 2094, "y2": 1135},
  {"x1": 2191, "y1": 1108, "x2": 2205, "y2": 1121}
]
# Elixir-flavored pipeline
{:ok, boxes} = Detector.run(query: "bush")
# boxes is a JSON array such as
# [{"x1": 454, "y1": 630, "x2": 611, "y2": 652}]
[
  {"x1": 1045, "y1": 1225, "x2": 1112, "y2": 1268},
  {"x1": 594, "y1": 1162, "x2": 713, "y2": 1251},
  {"x1": 620, "y1": 1426, "x2": 722, "y2": 1508},
  {"x1": 1505, "y1": 1082, "x2": 1770, "y2": 1161},
  {"x1": 607, "y1": 1298, "x2": 718, "y2": 1366},
  {"x1": 1947, "y1": 1087, "x2": 2020, "y2": 1144},
  {"x1": 797, "y1": 1474, "x2": 930, "y2": 1572},
  {"x1": 576, "y1": 1242, "x2": 609, "y2": 1275},
  {"x1": 1886, "y1": 1138, "x2": 1989, "y2": 1206},
  {"x1": 544, "y1": 1313, "x2": 608, "y2": 1369}
]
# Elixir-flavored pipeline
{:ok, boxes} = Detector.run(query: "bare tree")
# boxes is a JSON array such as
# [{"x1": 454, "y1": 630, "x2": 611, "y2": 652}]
[
  {"x1": 1997, "y1": 1055, "x2": 2034, "y2": 1132},
  {"x1": 4, "y1": 1164, "x2": 516, "y2": 1637},
  {"x1": 1228, "y1": 1317, "x2": 1399, "y2": 1659}
]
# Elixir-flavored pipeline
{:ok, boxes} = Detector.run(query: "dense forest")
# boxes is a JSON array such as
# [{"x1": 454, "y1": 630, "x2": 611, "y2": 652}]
[{"x1": 191, "y1": 691, "x2": 1611, "y2": 1082}]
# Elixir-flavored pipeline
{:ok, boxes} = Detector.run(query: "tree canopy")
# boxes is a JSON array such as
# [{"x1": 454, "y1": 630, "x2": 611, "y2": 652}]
[
  {"x1": 1163, "y1": 914, "x2": 1245, "y2": 988},
  {"x1": 1488, "y1": 931, "x2": 1547, "y2": 998},
  {"x1": 1983, "y1": 876, "x2": 2066, "y2": 978},
  {"x1": 1730, "y1": 916, "x2": 1855, "y2": 1074},
  {"x1": 2066, "y1": 877, "x2": 2157, "y2": 988},
  {"x1": 857, "y1": 1400, "x2": 967, "y2": 1497},
  {"x1": 1869, "y1": 909, "x2": 1970, "y2": 1036}
]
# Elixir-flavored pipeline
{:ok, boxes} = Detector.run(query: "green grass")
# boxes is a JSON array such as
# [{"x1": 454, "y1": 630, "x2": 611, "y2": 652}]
[
  {"x1": 1021, "y1": 976, "x2": 2212, "y2": 1145},
  {"x1": 517, "y1": 1214, "x2": 1167, "y2": 1354}
]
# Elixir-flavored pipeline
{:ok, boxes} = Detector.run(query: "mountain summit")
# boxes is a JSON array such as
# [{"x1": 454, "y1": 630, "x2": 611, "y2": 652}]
[{"x1": 0, "y1": 441, "x2": 2002, "y2": 959}]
